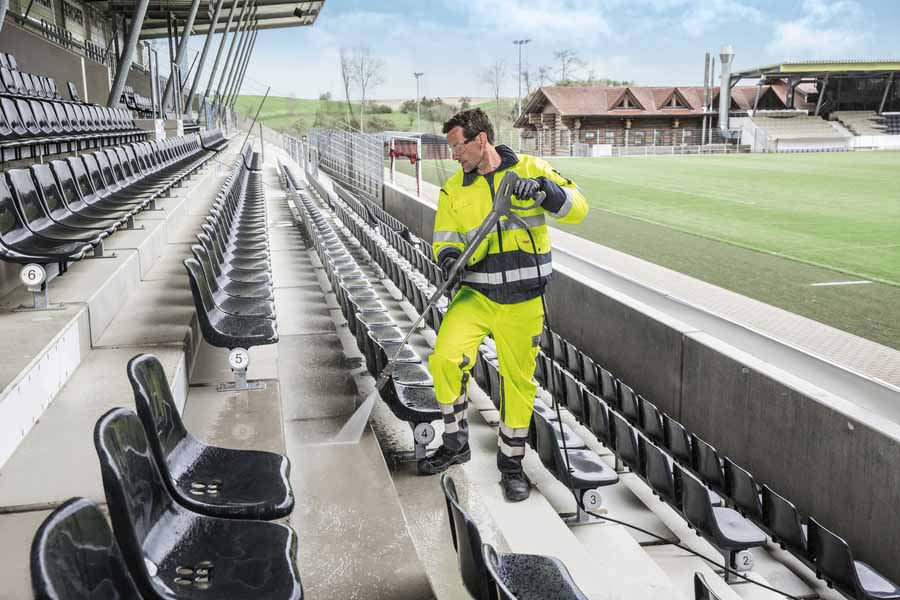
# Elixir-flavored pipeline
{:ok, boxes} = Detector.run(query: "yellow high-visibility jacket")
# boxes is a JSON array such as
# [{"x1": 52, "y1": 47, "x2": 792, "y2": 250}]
[{"x1": 432, "y1": 145, "x2": 588, "y2": 304}]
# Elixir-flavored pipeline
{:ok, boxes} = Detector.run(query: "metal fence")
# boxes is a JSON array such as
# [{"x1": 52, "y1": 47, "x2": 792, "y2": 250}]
[
  {"x1": 307, "y1": 122, "x2": 384, "y2": 207},
  {"x1": 519, "y1": 127, "x2": 744, "y2": 156}
]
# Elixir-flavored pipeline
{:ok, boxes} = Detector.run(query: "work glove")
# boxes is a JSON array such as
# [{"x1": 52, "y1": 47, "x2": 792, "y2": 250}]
[
  {"x1": 513, "y1": 177, "x2": 542, "y2": 201},
  {"x1": 439, "y1": 252, "x2": 461, "y2": 283}
]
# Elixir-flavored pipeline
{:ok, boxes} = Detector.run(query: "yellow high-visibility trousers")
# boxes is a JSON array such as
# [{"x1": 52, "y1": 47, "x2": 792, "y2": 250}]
[{"x1": 429, "y1": 286, "x2": 544, "y2": 472}]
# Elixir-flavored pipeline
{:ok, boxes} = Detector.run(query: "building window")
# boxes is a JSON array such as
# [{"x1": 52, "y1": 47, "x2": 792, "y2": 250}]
[
  {"x1": 34, "y1": 0, "x2": 52, "y2": 9},
  {"x1": 64, "y1": 2, "x2": 84, "y2": 25},
  {"x1": 605, "y1": 131, "x2": 615, "y2": 143}
]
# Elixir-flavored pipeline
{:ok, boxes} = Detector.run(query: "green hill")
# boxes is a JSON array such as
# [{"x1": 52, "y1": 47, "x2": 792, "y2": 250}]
[{"x1": 233, "y1": 95, "x2": 518, "y2": 137}]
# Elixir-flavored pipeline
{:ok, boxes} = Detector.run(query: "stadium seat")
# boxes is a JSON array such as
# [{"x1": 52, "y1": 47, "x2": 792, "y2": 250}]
[
  {"x1": 583, "y1": 389, "x2": 612, "y2": 447},
  {"x1": 691, "y1": 434, "x2": 727, "y2": 496},
  {"x1": 693, "y1": 572, "x2": 723, "y2": 600},
  {"x1": 482, "y1": 543, "x2": 589, "y2": 600},
  {"x1": 128, "y1": 353, "x2": 294, "y2": 520},
  {"x1": 533, "y1": 412, "x2": 618, "y2": 524},
  {"x1": 723, "y1": 458, "x2": 763, "y2": 522},
  {"x1": 94, "y1": 408, "x2": 303, "y2": 599},
  {"x1": 663, "y1": 414, "x2": 693, "y2": 465},
  {"x1": 618, "y1": 381, "x2": 639, "y2": 424},
  {"x1": 611, "y1": 412, "x2": 641, "y2": 474},
  {"x1": 679, "y1": 466, "x2": 766, "y2": 582},
  {"x1": 30, "y1": 497, "x2": 142, "y2": 599},
  {"x1": 760, "y1": 484, "x2": 811, "y2": 565},
  {"x1": 638, "y1": 396, "x2": 664, "y2": 445},
  {"x1": 807, "y1": 518, "x2": 900, "y2": 600}
]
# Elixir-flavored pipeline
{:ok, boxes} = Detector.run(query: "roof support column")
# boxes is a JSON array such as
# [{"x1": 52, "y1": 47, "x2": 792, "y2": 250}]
[
  {"x1": 184, "y1": 0, "x2": 225, "y2": 117},
  {"x1": 815, "y1": 74, "x2": 829, "y2": 116},
  {"x1": 0, "y1": 0, "x2": 8, "y2": 34},
  {"x1": 161, "y1": 0, "x2": 201, "y2": 112},
  {"x1": 202, "y1": 0, "x2": 240, "y2": 105},
  {"x1": 752, "y1": 77, "x2": 764, "y2": 113},
  {"x1": 106, "y1": 0, "x2": 150, "y2": 107},
  {"x1": 878, "y1": 73, "x2": 894, "y2": 115},
  {"x1": 213, "y1": 0, "x2": 251, "y2": 107},
  {"x1": 219, "y1": 5, "x2": 255, "y2": 106},
  {"x1": 227, "y1": 26, "x2": 257, "y2": 107}
]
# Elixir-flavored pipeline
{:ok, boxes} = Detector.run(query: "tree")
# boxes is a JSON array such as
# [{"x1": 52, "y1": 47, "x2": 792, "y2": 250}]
[
  {"x1": 353, "y1": 46, "x2": 384, "y2": 133},
  {"x1": 536, "y1": 65, "x2": 552, "y2": 89},
  {"x1": 553, "y1": 50, "x2": 585, "y2": 83},
  {"x1": 481, "y1": 60, "x2": 507, "y2": 138},
  {"x1": 459, "y1": 96, "x2": 472, "y2": 110},
  {"x1": 339, "y1": 48, "x2": 356, "y2": 125}
]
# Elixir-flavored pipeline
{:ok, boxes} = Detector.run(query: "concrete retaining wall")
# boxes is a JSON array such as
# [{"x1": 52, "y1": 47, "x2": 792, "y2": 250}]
[{"x1": 377, "y1": 179, "x2": 900, "y2": 582}]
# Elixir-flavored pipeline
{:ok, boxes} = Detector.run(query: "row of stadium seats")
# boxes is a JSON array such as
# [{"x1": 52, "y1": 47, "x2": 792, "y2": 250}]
[
  {"x1": 0, "y1": 52, "x2": 63, "y2": 101},
  {"x1": 31, "y1": 351, "x2": 302, "y2": 598},
  {"x1": 120, "y1": 84, "x2": 153, "y2": 117},
  {"x1": 285, "y1": 167, "x2": 444, "y2": 459},
  {"x1": 832, "y1": 111, "x2": 900, "y2": 136},
  {"x1": 306, "y1": 160, "x2": 900, "y2": 600},
  {"x1": 536, "y1": 319, "x2": 900, "y2": 598},
  {"x1": 1, "y1": 95, "x2": 145, "y2": 161},
  {"x1": 751, "y1": 115, "x2": 849, "y2": 140},
  {"x1": 0, "y1": 134, "x2": 213, "y2": 269},
  {"x1": 184, "y1": 145, "x2": 279, "y2": 390}
]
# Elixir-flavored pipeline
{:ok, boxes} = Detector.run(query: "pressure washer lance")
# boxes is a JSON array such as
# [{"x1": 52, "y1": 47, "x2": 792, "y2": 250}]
[{"x1": 373, "y1": 170, "x2": 545, "y2": 394}]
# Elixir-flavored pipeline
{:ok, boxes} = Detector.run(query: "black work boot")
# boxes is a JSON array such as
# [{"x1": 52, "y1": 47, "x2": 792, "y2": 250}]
[
  {"x1": 500, "y1": 471, "x2": 530, "y2": 502},
  {"x1": 417, "y1": 444, "x2": 471, "y2": 475}
]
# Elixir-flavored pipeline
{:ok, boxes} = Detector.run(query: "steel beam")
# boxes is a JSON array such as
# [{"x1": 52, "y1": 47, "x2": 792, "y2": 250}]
[
  {"x1": 815, "y1": 74, "x2": 829, "y2": 116},
  {"x1": 106, "y1": 0, "x2": 150, "y2": 107},
  {"x1": 878, "y1": 73, "x2": 894, "y2": 115},
  {"x1": 227, "y1": 26, "x2": 257, "y2": 107},
  {"x1": 184, "y1": 0, "x2": 225, "y2": 117},
  {"x1": 202, "y1": 0, "x2": 240, "y2": 103},
  {"x1": 212, "y1": 0, "x2": 250, "y2": 107},
  {"x1": 0, "y1": 0, "x2": 8, "y2": 34},
  {"x1": 223, "y1": 19, "x2": 255, "y2": 105},
  {"x1": 219, "y1": 5, "x2": 255, "y2": 107},
  {"x1": 161, "y1": 0, "x2": 201, "y2": 112}
]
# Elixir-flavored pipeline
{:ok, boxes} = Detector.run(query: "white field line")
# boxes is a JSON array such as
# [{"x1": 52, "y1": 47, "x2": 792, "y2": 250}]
[{"x1": 809, "y1": 280, "x2": 873, "y2": 287}]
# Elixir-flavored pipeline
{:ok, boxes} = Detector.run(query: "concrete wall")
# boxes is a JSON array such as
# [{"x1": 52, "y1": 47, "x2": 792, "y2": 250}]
[{"x1": 377, "y1": 180, "x2": 900, "y2": 583}]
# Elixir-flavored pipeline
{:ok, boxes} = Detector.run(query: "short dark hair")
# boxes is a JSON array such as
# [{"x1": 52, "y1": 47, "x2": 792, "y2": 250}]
[{"x1": 443, "y1": 108, "x2": 494, "y2": 144}]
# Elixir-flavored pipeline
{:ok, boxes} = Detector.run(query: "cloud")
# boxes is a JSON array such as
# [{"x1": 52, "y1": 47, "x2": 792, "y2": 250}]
[
  {"x1": 767, "y1": 0, "x2": 868, "y2": 58},
  {"x1": 677, "y1": 0, "x2": 765, "y2": 37},
  {"x1": 463, "y1": 0, "x2": 612, "y2": 39}
]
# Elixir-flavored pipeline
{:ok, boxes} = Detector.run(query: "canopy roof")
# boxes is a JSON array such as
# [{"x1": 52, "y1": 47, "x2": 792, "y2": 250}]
[
  {"x1": 731, "y1": 59, "x2": 900, "y2": 80},
  {"x1": 86, "y1": 0, "x2": 324, "y2": 39}
]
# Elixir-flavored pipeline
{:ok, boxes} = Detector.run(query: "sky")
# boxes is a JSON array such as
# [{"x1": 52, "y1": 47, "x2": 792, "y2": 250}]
[{"x1": 173, "y1": 0, "x2": 900, "y2": 101}]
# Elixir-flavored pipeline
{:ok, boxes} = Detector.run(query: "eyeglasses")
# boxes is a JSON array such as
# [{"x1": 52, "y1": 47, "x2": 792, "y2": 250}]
[{"x1": 448, "y1": 134, "x2": 479, "y2": 156}]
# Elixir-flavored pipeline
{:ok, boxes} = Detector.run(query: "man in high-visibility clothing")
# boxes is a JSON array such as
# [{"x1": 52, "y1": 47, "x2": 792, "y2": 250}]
[{"x1": 418, "y1": 108, "x2": 588, "y2": 502}]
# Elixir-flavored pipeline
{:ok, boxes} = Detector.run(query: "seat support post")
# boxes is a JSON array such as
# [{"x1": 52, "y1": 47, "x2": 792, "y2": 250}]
[{"x1": 217, "y1": 347, "x2": 265, "y2": 392}]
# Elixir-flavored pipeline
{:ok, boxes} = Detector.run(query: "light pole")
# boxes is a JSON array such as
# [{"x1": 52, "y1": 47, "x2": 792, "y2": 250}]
[
  {"x1": 513, "y1": 39, "x2": 531, "y2": 119},
  {"x1": 413, "y1": 72, "x2": 424, "y2": 132}
]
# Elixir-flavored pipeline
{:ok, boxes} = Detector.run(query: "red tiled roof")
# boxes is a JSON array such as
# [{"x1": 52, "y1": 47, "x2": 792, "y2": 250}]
[{"x1": 517, "y1": 83, "x2": 809, "y2": 125}]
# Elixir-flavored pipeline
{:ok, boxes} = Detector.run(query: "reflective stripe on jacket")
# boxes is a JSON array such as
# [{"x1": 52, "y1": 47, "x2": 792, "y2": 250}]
[{"x1": 432, "y1": 146, "x2": 588, "y2": 304}]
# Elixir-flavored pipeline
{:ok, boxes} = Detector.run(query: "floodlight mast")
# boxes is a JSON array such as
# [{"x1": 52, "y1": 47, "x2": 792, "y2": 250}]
[
  {"x1": 413, "y1": 72, "x2": 424, "y2": 132},
  {"x1": 719, "y1": 45, "x2": 735, "y2": 131},
  {"x1": 513, "y1": 39, "x2": 531, "y2": 120}
]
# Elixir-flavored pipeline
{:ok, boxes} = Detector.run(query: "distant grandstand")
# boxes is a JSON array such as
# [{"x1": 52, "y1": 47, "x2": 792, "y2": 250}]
[{"x1": 515, "y1": 57, "x2": 900, "y2": 155}]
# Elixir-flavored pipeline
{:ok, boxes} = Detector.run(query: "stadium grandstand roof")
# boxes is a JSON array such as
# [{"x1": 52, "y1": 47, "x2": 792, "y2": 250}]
[
  {"x1": 91, "y1": 0, "x2": 324, "y2": 39},
  {"x1": 732, "y1": 59, "x2": 900, "y2": 80},
  {"x1": 514, "y1": 83, "x2": 814, "y2": 127}
]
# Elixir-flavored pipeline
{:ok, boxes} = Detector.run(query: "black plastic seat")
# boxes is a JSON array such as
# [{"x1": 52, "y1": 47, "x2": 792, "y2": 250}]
[
  {"x1": 638, "y1": 396, "x2": 664, "y2": 444},
  {"x1": 691, "y1": 434, "x2": 726, "y2": 495},
  {"x1": 483, "y1": 543, "x2": 588, "y2": 600},
  {"x1": 583, "y1": 389, "x2": 612, "y2": 447},
  {"x1": 724, "y1": 458, "x2": 763, "y2": 522},
  {"x1": 373, "y1": 341, "x2": 421, "y2": 376},
  {"x1": 562, "y1": 370, "x2": 586, "y2": 422},
  {"x1": 693, "y1": 572, "x2": 723, "y2": 600},
  {"x1": 663, "y1": 414, "x2": 693, "y2": 465},
  {"x1": 598, "y1": 367, "x2": 618, "y2": 408},
  {"x1": 679, "y1": 466, "x2": 766, "y2": 577},
  {"x1": 129, "y1": 353, "x2": 293, "y2": 520},
  {"x1": 618, "y1": 381, "x2": 639, "y2": 424},
  {"x1": 639, "y1": 435, "x2": 679, "y2": 506},
  {"x1": 30, "y1": 497, "x2": 141, "y2": 599},
  {"x1": 31, "y1": 164, "x2": 120, "y2": 235},
  {"x1": 760, "y1": 484, "x2": 810, "y2": 561},
  {"x1": 807, "y1": 517, "x2": 900, "y2": 600},
  {"x1": 184, "y1": 258, "x2": 278, "y2": 349},
  {"x1": 198, "y1": 232, "x2": 272, "y2": 284},
  {"x1": 192, "y1": 244, "x2": 272, "y2": 300},
  {"x1": 534, "y1": 412, "x2": 618, "y2": 503},
  {"x1": 611, "y1": 412, "x2": 641, "y2": 474},
  {"x1": 380, "y1": 362, "x2": 441, "y2": 423},
  {"x1": 0, "y1": 176, "x2": 91, "y2": 264},
  {"x1": 580, "y1": 353, "x2": 598, "y2": 395},
  {"x1": 94, "y1": 407, "x2": 303, "y2": 599}
]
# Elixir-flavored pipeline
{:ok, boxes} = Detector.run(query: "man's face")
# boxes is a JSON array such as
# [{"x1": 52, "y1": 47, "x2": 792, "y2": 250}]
[{"x1": 447, "y1": 126, "x2": 481, "y2": 173}]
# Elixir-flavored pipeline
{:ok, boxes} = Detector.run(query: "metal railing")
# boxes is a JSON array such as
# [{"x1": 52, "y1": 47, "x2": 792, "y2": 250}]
[
  {"x1": 519, "y1": 127, "x2": 744, "y2": 156},
  {"x1": 308, "y1": 122, "x2": 384, "y2": 207}
]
